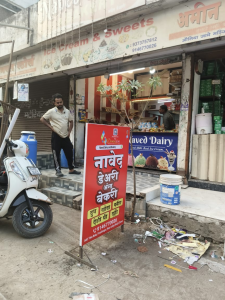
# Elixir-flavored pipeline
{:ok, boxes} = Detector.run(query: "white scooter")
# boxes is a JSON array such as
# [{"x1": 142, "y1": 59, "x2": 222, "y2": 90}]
[{"x1": 0, "y1": 138, "x2": 53, "y2": 238}]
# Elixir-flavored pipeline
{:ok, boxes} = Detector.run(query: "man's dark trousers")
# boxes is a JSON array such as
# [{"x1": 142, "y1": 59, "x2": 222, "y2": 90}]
[{"x1": 51, "y1": 132, "x2": 74, "y2": 171}]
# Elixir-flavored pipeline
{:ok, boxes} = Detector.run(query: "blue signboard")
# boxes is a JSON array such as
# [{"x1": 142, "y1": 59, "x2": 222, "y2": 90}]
[{"x1": 128, "y1": 132, "x2": 178, "y2": 172}]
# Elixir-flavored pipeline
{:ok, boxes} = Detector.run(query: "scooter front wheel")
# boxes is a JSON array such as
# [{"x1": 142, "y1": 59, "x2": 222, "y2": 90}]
[{"x1": 12, "y1": 200, "x2": 53, "y2": 238}]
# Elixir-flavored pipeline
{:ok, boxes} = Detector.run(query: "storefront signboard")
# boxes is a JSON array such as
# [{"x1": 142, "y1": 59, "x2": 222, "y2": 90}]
[
  {"x1": 1, "y1": 0, "x2": 225, "y2": 83},
  {"x1": 80, "y1": 124, "x2": 129, "y2": 246},
  {"x1": 129, "y1": 132, "x2": 178, "y2": 172}
]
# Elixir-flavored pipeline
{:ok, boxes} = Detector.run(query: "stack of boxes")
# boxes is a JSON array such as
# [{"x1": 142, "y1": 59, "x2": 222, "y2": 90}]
[
  {"x1": 170, "y1": 69, "x2": 182, "y2": 83},
  {"x1": 201, "y1": 101, "x2": 223, "y2": 116},
  {"x1": 200, "y1": 79, "x2": 212, "y2": 96},
  {"x1": 199, "y1": 61, "x2": 224, "y2": 133},
  {"x1": 214, "y1": 116, "x2": 223, "y2": 134}
]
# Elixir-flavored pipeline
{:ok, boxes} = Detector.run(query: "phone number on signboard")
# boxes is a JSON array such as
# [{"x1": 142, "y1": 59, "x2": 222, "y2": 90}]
[
  {"x1": 132, "y1": 43, "x2": 157, "y2": 53},
  {"x1": 131, "y1": 37, "x2": 157, "y2": 47}
]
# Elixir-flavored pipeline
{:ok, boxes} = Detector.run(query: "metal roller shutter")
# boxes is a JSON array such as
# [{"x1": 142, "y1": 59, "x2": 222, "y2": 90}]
[{"x1": 11, "y1": 76, "x2": 69, "y2": 152}]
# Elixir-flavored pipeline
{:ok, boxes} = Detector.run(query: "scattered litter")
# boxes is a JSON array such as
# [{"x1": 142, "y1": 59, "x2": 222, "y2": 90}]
[
  {"x1": 221, "y1": 256, "x2": 224, "y2": 261},
  {"x1": 136, "y1": 219, "x2": 140, "y2": 224},
  {"x1": 166, "y1": 241, "x2": 210, "y2": 265},
  {"x1": 134, "y1": 213, "x2": 139, "y2": 217},
  {"x1": 184, "y1": 256, "x2": 199, "y2": 265},
  {"x1": 150, "y1": 217, "x2": 163, "y2": 226},
  {"x1": 49, "y1": 241, "x2": 54, "y2": 244},
  {"x1": 171, "y1": 260, "x2": 176, "y2": 265},
  {"x1": 169, "y1": 257, "x2": 173, "y2": 260},
  {"x1": 69, "y1": 293, "x2": 99, "y2": 300},
  {"x1": 189, "y1": 266, "x2": 197, "y2": 270},
  {"x1": 133, "y1": 234, "x2": 143, "y2": 239},
  {"x1": 134, "y1": 239, "x2": 139, "y2": 243},
  {"x1": 111, "y1": 260, "x2": 117, "y2": 264},
  {"x1": 164, "y1": 264, "x2": 182, "y2": 273},
  {"x1": 75, "y1": 275, "x2": 110, "y2": 291},
  {"x1": 176, "y1": 234, "x2": 196, "y2": 239},
  {"x1": 101, "y1": 252, "x2": 106, "y2": 256},
  {"x1": 137, "y1": 246, "x2": 148, "y2": 253},
  {"x1": 209, "y1": 279, "x2": 213, "y2": 282},
  {"x1": 124, "y1": 271, "x2": 139, "y2": 278},
  {"x1": 199, "y1": 257, "x2": 225, "y2": 275},
  {"x1": 76, "y1": 263, "x2": 82, "y2": 267},
  {"x1": 91, "y1": 268, "x2": 97, "y2": 271},
  {"x1": 47, "y1": 249, "x2": 53, "y2": 253},
  {"x1": 139, "y1": 215, "x2": 145, "y2": 218},
  {"x1": 211, "y1": 251, "x2": 219, "y2": 259},
  {"x1": 144, "y1": 218, "x2": 210, "y2": 267},
  {"x1": 158, "y1": 251, "x2": 161, "y2": 254}
]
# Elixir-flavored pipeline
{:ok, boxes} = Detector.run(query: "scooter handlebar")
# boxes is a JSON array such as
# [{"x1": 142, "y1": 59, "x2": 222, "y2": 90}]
[{"x1": 5, "y1": 139, "x2": 18, "y2": 148}]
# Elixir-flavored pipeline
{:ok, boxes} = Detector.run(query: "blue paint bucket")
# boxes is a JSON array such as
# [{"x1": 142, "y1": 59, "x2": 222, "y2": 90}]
[
  {"x1": 20, "y1": 131, "x2": 37, "y2": 164},
  {"x1": 159, "y1": 174, "x2": 182, "y2": 205},
  {"x1": 60, "y1": 149, "x2": 68, "y2": 168},
  {"x1": 60, "y1": 149, "x2": 74, "y2": 168}
]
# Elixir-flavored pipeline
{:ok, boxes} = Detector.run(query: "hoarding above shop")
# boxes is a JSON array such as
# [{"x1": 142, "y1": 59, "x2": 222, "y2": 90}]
[
  {"x1": 0, "y1": 0, "x2": 225, "y2": 83},
  {"x1": 37, "y1": 0, "x2": 145, "y2": 42}
]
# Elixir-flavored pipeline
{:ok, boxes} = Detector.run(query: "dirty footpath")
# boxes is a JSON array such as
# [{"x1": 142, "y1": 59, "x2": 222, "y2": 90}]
[{"x1": 0, "y1": 204, "x2": 225, "y2": 300}]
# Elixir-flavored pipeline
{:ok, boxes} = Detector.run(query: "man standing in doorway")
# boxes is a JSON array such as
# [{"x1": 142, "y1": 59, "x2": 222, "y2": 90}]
[
  {"x1": 159, "y1": 105, "x2": 175, "y2": 130},
  {"x1": 40, "y1": 93, "x2": 81, "y2": 177}
]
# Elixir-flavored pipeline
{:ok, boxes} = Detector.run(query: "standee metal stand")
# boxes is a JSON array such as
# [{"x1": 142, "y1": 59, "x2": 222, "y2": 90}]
[
  {"x1": 65, "y1": 224, "x2": 125, "y2": 268},
  {"x1": 65, "y1": 246, "x2": 96, "y2": 269}
]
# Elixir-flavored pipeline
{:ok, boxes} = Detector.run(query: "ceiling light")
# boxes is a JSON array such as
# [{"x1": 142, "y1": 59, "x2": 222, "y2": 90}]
[
  {"x1": 110, "y1": 68, "x2": 145, "y2": 76},
  {"x1": 149, "y1": 67, "x2": 155, "y2": 74},
  {"x1": 104, "y1": 70, "x2": 110, "y2": 80}
]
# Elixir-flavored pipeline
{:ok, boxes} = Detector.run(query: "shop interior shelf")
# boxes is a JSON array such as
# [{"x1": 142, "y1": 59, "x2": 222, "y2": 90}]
[
  {"x1": 169, "y1": 82, "x2": 182, "y2": 88},
  {"x1": 199, "y1": 96, "x2": 221, "y2": 101}
]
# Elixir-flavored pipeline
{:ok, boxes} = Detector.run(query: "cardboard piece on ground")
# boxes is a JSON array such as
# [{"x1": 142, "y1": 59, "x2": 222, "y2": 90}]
[{"x1": 167, "y1": 241, "x2": 210, "y2": 265}]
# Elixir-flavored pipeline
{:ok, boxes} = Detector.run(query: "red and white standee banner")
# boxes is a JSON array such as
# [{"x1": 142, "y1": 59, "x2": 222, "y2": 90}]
[{"x1": 80, "y1": 124, "x2": 129, "y2": 246}]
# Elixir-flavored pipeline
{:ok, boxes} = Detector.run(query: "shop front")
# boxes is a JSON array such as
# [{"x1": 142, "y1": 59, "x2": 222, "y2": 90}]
[
  {"x1": 73, "y1": 59, "x2": 183, "y2": 174},
  {"x1": 190, "y1": 46, "x2": 225, "y2": 185}
]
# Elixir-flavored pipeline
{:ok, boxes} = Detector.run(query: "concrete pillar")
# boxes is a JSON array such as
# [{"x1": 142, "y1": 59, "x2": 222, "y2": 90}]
[
  {"x1": 69, "y1": 77, "x2": 85, "y2": 161},
  {"x1": 189, "y1": 71, "x2": 200, "y2": 174},
  {"x1": 191, "y1": 134, "x2": 198, "y2": 178},
  {"x1": 216, "y1": 134, "x2": 225, "y2": 183},
  {"x1": 177, "y1": 54, "x2": 192, "y2": 177},
  {"x1": 197, "y1": 135, "x2": 209, "y2": 180},
  {"x1": 208, "y1": 134, "x2": 218, "y2": 182}
]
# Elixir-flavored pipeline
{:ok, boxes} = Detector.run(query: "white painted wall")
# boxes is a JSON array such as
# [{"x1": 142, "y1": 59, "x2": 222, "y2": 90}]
[{"x1": 0, "y1": 4, "x2": 38, "y2": 57}]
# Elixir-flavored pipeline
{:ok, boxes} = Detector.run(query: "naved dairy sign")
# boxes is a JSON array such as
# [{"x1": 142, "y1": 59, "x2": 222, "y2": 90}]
[{"x1": 128, "y1": 132, "x2": 178, "y2": 172}]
